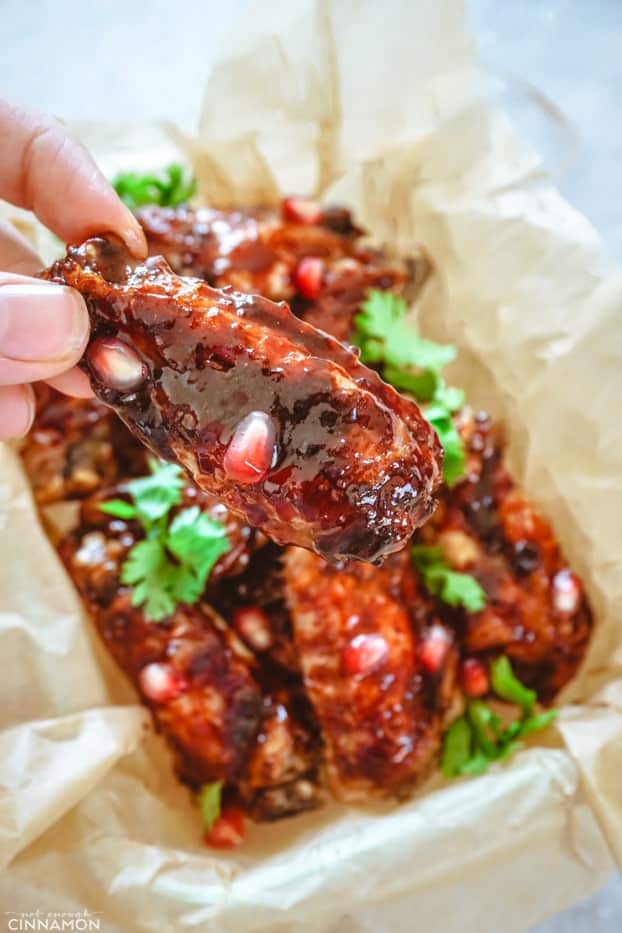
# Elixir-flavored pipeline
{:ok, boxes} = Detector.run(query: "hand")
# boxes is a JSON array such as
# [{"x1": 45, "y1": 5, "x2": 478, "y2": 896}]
[{"x1": 0, "y1": 99, "x2": 147, "y2": 441}]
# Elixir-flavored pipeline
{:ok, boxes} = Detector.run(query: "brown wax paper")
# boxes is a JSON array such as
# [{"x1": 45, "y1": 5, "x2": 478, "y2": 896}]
[{"x1": 1, "y1": 1, "x2": 622, "y2": 929}]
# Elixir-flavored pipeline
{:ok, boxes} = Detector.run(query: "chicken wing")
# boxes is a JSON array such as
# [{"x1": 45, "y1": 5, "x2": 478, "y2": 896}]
[
  {"x1": 417, "y1": 409, "x2": 593, "y2": 700},
  {"x1": 19, "y1": 385, "x2": 147, "y2": 505},
  {"x1": 44, "y1": 237, "x2": 442, "y2": 563},
  {"x1": 59, "y1": 490, "x2": 320, "y2": 819},
  {"x1": 283, "y1": 547, "x2": 457, "y2": 801}
]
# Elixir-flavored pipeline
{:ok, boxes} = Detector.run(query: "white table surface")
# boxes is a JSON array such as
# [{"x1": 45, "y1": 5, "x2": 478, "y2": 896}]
[{"x1": 2, "y1": 0, "x2": 620, "y2": 928}]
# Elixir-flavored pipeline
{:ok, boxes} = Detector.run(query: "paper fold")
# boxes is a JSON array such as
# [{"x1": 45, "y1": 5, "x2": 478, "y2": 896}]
[{"x1": 1, "y1": 0, "x2": 621, "y2": 928}]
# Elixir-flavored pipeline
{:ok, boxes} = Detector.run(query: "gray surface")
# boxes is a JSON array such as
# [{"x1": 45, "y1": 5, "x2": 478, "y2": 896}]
[
  {"x1": 470, "y1": 0, "x2": 622, "y2": 262},
  {"x1": 2, "y1": 0, "x2": 620, "y2": 928}
]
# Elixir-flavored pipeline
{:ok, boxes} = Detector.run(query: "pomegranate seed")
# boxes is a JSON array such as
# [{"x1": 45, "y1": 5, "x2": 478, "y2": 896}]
[
  {"x1": 87, "y1": 337, "x2": 147, "y2": 391},
  {"x1": 293, "y1": 256, "x2": 325, "y2": 299},
  {"x1": 460, "y1": 657, "x2": 490, "y2": 698},
  {"x1": 139, "y1": 662, "x2": 186, "y2": 704},
  {"x1": 223, "y1": 411, "x2": 276, "y2": 484},
  {"x1": 282, "y1": 195, "x2": 322, "y2": 225},
  {"x1": 342, "y1": 633, "x2": 389, "y2": 677},
  {"x1": 420, "y1": 624, "x2": 451, "y2": 674},
  {"x1": 204, "y1": 806, "x2": 245, "y2": 849},
  {"x1": 552, "y1": 569, "x2": 582, "y2": 614},
  {"x1": 233, "y1": 606, "x2": 273, "y2": 651}
]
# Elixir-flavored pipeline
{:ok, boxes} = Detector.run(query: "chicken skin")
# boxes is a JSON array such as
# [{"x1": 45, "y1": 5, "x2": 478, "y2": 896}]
[
  {"x1": 59, "y1": 488, "x2": 320, "y2": 820},
  {"x1": 44, "y1": 236, "x2": 442, "y2": 562},
  {"x1": 283, "y1": 547, "x2": 457, "y2": 801}
]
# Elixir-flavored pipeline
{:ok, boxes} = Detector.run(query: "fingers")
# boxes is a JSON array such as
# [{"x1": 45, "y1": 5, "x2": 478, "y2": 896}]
[
  {"x1": 46, "y1": 367, "x2": 93, "y2": 398},
  {"x1": 0, "y1": 383, "x2": 35, "y2": 441},
  {"x1": 0, "y1": 273, "x2": 90, "y2": 385},
  {"x1": 0, "y1": 99, "x2": 146, "y2": 258},
  {"x1": 0, "y1": 219, "x2": 93, "y2": 400}
]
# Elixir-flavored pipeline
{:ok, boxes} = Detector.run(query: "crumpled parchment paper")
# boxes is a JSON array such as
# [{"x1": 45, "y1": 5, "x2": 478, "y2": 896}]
[{"x1": 1, "y1": 1, "x2": 621, "y2": 930}]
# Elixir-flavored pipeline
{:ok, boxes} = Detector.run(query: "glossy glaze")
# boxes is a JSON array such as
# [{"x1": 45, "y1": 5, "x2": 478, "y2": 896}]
[{"x1": 45, "y1": 237, "x2": 443, "y2": 562}]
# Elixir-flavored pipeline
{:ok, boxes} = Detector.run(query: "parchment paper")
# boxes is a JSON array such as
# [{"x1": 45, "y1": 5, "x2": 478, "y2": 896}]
[{"x1": 1, "y1": 1, "x2": 622, "y2": 930}]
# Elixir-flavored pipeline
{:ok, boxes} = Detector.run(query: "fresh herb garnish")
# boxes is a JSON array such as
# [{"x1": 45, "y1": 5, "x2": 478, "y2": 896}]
[
  {"x1": 101, "y1": 460, "x2": 229, "y2": 622},
  {"x1": 113, "y1": 163, "x2": 197, "y2": 210},
  {"x1": 197, "y1": 781, "x2": 223, "y2": 832},
  {"x1": 352, "y1": 290, "x2": 466, "y2": 484},
  {"x1": 441, "y1": 656, "x2": 558, "y2": 779},
  {"x1": 490, "y1": 654, "x2": 537, "y2": 713},
  {"x1": 354, "y1": 290, "x2": 457, "y2": 372},
  {"x1": 412, "y1": 545, "x2": 486, "y2": 612}
]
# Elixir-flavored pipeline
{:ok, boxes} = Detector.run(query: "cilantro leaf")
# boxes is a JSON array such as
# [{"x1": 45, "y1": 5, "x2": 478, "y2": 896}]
[
  {"x1": 352, "y1": 289, "x2": 466, "y2": 484},
  {"x1": 121, "y1": 538, "x2": 178, "y2": 622},
  {"x1": 423, "y1": 404, "x2": 466, "y2": 486},
  {"x1": 383, "y1": 365, "x2": 440, "y2": 401},
  {"x1": 519, "y1": 709, "x2": 558, "y2": 736},
  {"x1": 99, "y1": 499, "x2": 137, "y2": 520},
  {"x1": 113, "y1": 163, "x2": 197, "y2": 211},
  {"x1": 126, "y1": 460, "x2": 185, "y2": 524},
  {"x1": 354, "y1": 291, "x2": 456, "y2": 371},
  {"x1": 458, "y1": 752, "x2": 492, "y2": 776},
  {"x1": 412, "y1": 545, "x2": 486, "y2": 612},
  {"x1": 132, "y1": 579, "x2": 177, "y2": 622},
  {"x1": 490, "y1": 656, "x2": 537, "y2": 714},
  {"x1": 441, "y1": 659, "x2": 558, "y2": 780},
  {"x1": 167, "y1": 506, "x2": 230, "y2": 581},
  {"x1": 197, "y1": 781, "x2": 223, "y2": 832},
  {"x1": 434, "y1": 383, "x2": 465, "y2": 413},
  {"x1": 120, "y1": 538, "x2": 164, "y2": 586},
  {"x1": 467, "y1": 699, "x2": 502, "y2": 757},
  {"x1": 441, "y1": 715, "x2": 473, "y2": 777},
  {"x1": 102, "y1": 461, "x2": 230, "y2": 623}
]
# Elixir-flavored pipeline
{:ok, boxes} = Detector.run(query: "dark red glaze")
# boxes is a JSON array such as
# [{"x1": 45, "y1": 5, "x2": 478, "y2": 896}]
[
  {"x1": 416, "y1": 408, "x2": 593, "y2": 701},
  {"x1": 284, "y1": 547, "x2": 457, "y2": 801},
  {"x1": 21, "y1": 198, "x2": 596, "y2": 828},
  {"x1": 211, "y1": 542, "x2": 300, "y2": 674},
  {"x1": 59, "y1": 490, "x2": 321, "y2": 819},
  {"x1": 135, "y1": 203, "x2": 419, "y2": 341},
  {"x1": 44, "y1": 237, "x2": 443, "y2": 563}
]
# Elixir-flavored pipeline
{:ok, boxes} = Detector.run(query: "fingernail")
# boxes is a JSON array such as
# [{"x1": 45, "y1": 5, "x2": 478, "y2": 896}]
[
  {"x1": 121, "y1": 221, "x2": 148, "y2": 259},
  {"x1": 0, "y1": 385, "x2": 35, "y2": 440},
  {"x1": 0, "y1": 283, "x2": 89, "y2": 362}
]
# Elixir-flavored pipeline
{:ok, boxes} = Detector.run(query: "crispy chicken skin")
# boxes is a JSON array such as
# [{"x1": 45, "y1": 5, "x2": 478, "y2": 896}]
[
  {"x1": 59, "y1": 489, "x2": 320, "y2": 819},
  {"x1": 283, "y1": 548, "x2": 457, "y2": 801},
  {"x1": 44, "y1": 236, "x2": 442, "y2": 563},
  {"x1": 417, "y1": 409, "x2": 593, "y2": 701}
]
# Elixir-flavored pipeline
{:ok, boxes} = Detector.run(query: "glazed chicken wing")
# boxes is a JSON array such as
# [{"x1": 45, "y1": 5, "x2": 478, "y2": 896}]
[
  {"x1": 19, "y1": 385, "x2": 147, "y2": 505},
  {"x1": 59, "y1": 490, "x2": 320, "y2": 820},
  {"x1": 44, "y1": 237, "x2": 442, "y2": 563},
  {"x1": 137, "y1": 201, "x2": 423, "y2": 342},
  {"x1": 283, "y1": 547, "x2": 457, "y2": 801},
  {"x1": 417, "y1": 409, "x2": 593, "y2": 700}
]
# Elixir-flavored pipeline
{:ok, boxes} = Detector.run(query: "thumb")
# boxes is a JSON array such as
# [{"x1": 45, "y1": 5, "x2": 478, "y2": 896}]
[{"x1": 0, "y1": 273, "x2": 90, "y2": 385}]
